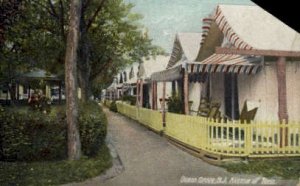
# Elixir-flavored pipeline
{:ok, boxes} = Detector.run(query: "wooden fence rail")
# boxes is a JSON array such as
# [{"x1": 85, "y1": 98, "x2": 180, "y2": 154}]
[{"x1": 115, "y1": 102, "x2": 300, "y2": 158}]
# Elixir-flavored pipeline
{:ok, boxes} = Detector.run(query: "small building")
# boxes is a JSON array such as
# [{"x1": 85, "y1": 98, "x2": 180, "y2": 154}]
[
  {"x1": 136, "y1": 55, "x2": 171, "y2": 109},
  {"x1": 187, "y1": 4, "x2": 300, "y2": 122},
  {"x1": 0, "y1": 69, "x2": 64, "y2": 105},
  {"x1": 104, "y1": 62, "x2": 140, "y2": 101},
  {"x1": 151, "y1": 33, "x2": 202, "y2": 113},
  {"x1": 121, "y1": 62, "x2": 140, "y2": 97}
]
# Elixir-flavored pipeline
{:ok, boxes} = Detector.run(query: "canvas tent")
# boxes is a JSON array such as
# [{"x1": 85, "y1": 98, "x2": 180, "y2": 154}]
[
  {"x1": 151, "y1": 33, "x2": 202, "y2": 82},
  {"x1": 118, "y1": 62, "x2": 139, "y2": 97},
  {"x1": 135, "y1": 55, "x2": 170, "y2": 109},
  {"x1": 188, "y1": 4, "x2": 300, "y2": 121},
  {"x1": 150, "y1": 33, "x2": 202, "y2": 113}
]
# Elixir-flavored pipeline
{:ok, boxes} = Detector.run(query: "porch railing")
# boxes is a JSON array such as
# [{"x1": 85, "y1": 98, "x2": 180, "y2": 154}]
[{"x1": 115, "y1": 102, "x2": 300, "y2": 158}]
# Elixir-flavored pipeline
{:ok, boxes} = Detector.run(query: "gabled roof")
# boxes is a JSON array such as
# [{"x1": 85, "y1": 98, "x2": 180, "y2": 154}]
[
  {"x1": 21, "y1": 69, "x2": 60, "y2": 81},
  {"x1": 125, "y1": 62, "x2": 139, "y2": 84},
  {"x1": 22, "y1": 69, "x2": 55, "y2": 78},
  {"x1": 202, "y1": 5, "x2": 300, "y2": 52},
  {"x1": 138, "y1": 55, "x2": 170, "y2": 79},
  {"x1": 116, "y1": 62, "x2": 139, "y2": 85},
  {"x1": 167, "y1": 33, "x2": 202, "y2": 69}
]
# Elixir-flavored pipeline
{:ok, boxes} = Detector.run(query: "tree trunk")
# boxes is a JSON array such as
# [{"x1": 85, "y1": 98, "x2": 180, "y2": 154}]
[
  {"x1": 64, "y1": 0, "x2": 82, "y2": 160},
  {"x1": 77, "y1": 10, "x2": 92, "y2": 102}
]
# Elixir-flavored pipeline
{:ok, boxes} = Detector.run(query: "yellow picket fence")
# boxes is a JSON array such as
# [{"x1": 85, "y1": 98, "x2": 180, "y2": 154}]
[
  {"x1": 165, "y1": 113, "x2": 300, "y2": 157},
  {"x1": 114, "y1": 102, "x2": 300, "y2": 158},
  {"x1": 104, "y1": 100, "x2": 112, "y2": 108},
  {"x1": 138, "y1": 107, "x2": 163, "y2": 132},
  {"x1": 116, "y1": 102, "x2": 163, "y2": 132},
  {"x1": 116, "y1": 102, "x2": 137, "y2": 120}
]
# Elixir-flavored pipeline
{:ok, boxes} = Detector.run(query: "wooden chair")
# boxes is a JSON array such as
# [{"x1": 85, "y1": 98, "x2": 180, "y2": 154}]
[
  {"x1": 197, "y1": 98, "x2": 210, "y2": 117},
  {"x1": 240, "y1": 101, "x2": 258, "y2": 123},
  {"x1": 208, "y1": 102, "x2": 221, "y2": 119}
]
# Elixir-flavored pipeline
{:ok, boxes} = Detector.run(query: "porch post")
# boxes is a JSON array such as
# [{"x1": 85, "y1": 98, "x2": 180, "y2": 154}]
[
  {"x1": 162, "y1": 81, "x2": 166, "y2": 127},
  {"x1": 151, "y1": 81, "x2": 154, "y2": 109},
  {"x1": 277, "y1": 56, "x2": 288, "y2": 147},
  {"x1": 183, "y1": 68, "x2": 189, "y2": 115},
  {"x1": 277, "y1": 57, "x2": 288, "y2": 122},
  {"x1": 136, "y1": 80, "x2": 140, "y2": 106},
  {"x1": 28, "y1": 84, "x2": 31, "y2": 99},
  {"x1": 16, "y1": 83, "x2": 19, "y2": 101},
  {"x1": 45, "y1": 84, "x2": 51, "y2": 98},
  {"x1": 140, "y1": 79, "x2": 143, "y2": 107},
  {"x1": 154, "y1": 81, "x2": 157, "y2": 110}
]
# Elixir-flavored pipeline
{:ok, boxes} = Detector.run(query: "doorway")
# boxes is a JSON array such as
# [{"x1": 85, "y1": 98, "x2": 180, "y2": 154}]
[{"x1": 224, "y1": 73, "x2": 240, "y2": 120}]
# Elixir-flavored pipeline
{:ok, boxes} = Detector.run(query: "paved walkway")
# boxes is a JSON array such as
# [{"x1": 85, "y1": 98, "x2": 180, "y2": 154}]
[{"x1": 71, "y1": 108, "x2": 298, "y2": 186}]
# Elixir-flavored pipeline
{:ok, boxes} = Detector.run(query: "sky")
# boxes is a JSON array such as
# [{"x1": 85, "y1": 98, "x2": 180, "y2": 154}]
[{"x1": 124, "y1": 0, "x2": 254, "y2": 53}]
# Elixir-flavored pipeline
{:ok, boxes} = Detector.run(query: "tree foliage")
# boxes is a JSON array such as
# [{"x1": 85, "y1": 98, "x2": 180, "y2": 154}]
[
  {"x1": 0, "y1": 0, "x2": 23, "y2": 47},
  {"x1": 1, "y1": 0, "x2": 164, "y2": 99}
]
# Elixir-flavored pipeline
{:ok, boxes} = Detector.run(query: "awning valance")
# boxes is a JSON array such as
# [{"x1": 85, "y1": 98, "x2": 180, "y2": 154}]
[
  {"x1": 150, "y1": 65, "x2": 182, "y2": 82},
  {"x1": 187, "y1": 54, "x2": 262, "y2": 75}
]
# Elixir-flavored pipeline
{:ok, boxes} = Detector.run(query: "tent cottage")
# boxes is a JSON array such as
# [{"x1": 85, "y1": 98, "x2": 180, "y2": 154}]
[
  {"x1": 136, "y1": 55, "x2": 171, "y2": 109},
  {"x1": 184, "y1": 4, "x2": 300, "y2": 122},
  {"x1": 151, "y1": 33, "x2": 203, "y2": 113}
]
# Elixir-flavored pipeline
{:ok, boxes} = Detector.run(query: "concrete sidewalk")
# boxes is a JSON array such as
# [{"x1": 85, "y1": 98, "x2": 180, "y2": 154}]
[{"x1": 70, "y1": 108, "x2": 298, "y2": 186}]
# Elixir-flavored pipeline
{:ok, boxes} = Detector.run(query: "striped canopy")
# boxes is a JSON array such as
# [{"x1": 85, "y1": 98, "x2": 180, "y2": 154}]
[
  {"x1": 201, "y1": 5, "x2": 300, "y2": 51},
  {"x1": 150, "y1": 65, "x2": 182, "y2": 82},
  {"x1": 187, "y1": 54, "x2": 262, "y2": 75}
]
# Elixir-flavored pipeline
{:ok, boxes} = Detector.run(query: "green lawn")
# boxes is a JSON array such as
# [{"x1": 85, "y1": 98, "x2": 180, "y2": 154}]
[
  {"x1": 0, "y1": 144, "x2": 112, "y2": 186},
  {"x1": 222, "y1": 159, "x2": 300, "y2": 179}
]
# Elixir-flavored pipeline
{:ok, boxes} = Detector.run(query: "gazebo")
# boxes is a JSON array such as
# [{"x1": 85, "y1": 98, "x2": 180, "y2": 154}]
[{"x1": 18, "y1": 69, "x2": 63, "y2": 103}]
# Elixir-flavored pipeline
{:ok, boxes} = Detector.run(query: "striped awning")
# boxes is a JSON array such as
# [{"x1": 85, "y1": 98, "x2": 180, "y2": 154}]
[
  {"x1": 200, "y1": 17, "x2": 214, "y2": 46},
  {"x1": 187, "y1": 54, "x2": 262, "y2": 75},
  {"x1": 150, "y1": 65, "x2": 182, "y2": 82}
]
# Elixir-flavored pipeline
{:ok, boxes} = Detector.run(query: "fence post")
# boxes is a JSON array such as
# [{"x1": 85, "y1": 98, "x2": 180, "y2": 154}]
[
  {"x1": 245, "y1": 122, "x2": 252, "y2": 156},
  {"x1": 162, "y1": 82, "x2": 166, "y2": 128}
]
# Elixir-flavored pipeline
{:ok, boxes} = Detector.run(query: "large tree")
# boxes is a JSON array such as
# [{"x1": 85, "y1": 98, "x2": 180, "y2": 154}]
[{"x1": 64, "y1": 0, "x2": 82, "y2": 160}]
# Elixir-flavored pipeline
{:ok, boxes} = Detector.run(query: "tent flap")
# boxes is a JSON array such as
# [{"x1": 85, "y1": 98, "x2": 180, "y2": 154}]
[{"x1": 151, "y1": 65, "x2": 182, "y2": 82}]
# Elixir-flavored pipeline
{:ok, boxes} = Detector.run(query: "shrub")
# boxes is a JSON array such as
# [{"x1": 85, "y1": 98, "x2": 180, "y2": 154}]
[
  {"x1": 121, "y1": 95, "x2": 136, "y2": 105},
  {"x1": 79, "y1": 101, "x2": 107, "y2": 157},
  {"x1": 0, "y1": 111, "x2": 67, "y2": 161},
  {"x1": 167, "y1": 94, "x2": 183, "y2": 114},
  {"x1": 109, "y1": 101, "x2": 118, "y2": 112},
  {"x1": 0, "y1": 101, "x2": 107, "y2": 161}
]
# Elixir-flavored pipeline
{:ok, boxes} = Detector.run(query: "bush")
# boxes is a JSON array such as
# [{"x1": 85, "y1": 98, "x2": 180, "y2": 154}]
[
  {"x1": 167, "y1": 94, "x2": 183, "y2": 114},
  {"x1": 121, "y1": 95, "x2": 136, "y2": 105},
  {"x1": 109, "y1": 101, "x2": 118, "y2": 112},
  {"x1": 0, "y1": 101, "x2": 107, "y2": 161},
  {"x1": 79, "y1": 101, "x2": 107, "y2": 157},
  {"x1": 0, "y1": 111, "x2": 67, "y2": 161}
]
